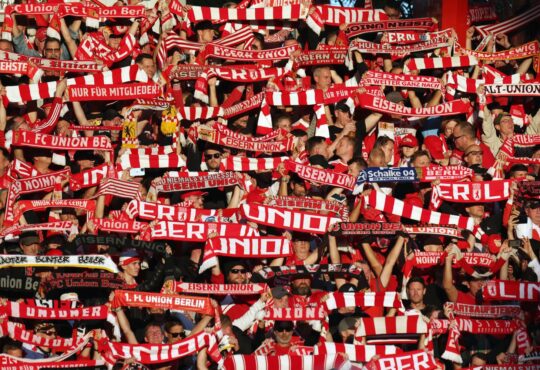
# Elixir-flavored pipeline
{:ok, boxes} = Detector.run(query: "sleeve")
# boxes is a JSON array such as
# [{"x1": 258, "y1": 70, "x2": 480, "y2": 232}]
[
  {"x1": 525, "y1": 108, "x2": 540, "y2": 135},
  {"x1": 210, "y1": 272, "x2": 225, "y2": 284},
  {"x1": 481, "y1": 106, "x2": 501, "y2": 156},
  {"x1": 12, "y1": 34, "x2": 41, "y2": 58},
  {"x1": 232, "y1": 299, "x2": 265, "y2": 331},
  {"x1": 31, "y1": 97, "x2": 63, "y2": 134}
]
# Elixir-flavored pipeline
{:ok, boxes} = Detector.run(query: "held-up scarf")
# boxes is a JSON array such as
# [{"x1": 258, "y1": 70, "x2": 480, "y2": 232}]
[
  {"x1": 484, "y1": 83, "x2": 540, "y2": 96},
  {"x1": 264, "y1": 306, "x2": 326, "y2": 320},
  {"x1": 152, "y1": 172, "x2": 239, "y2": 193},
  {"x1": 200, "y1": 237, "x2": 292, "y2": 273},
  {"x1": 222, "y1": 354, "x2": 348, "y2": 370},
  {"x1": 345, "y1": 18, "x2": 436, "y2": 38},
  {"x1": 314, "y1": 343, "x2": 401, "y2": 363},
  {"x1": 362, "y1": 71, "x2": 442, "y2": 90},
  {"x1": 403, "y1": 55, "x2": 477, "y2": 73},
  {"x1": 12, "y1": 131, "x2": 112, "y2": 151},
  {"x1": 117, "y1": 153, "x2": 186, "y2": 170},
  {"x1": 457, "y1": 41, "x2": 540, "y2": 63},
  {"x1": 401, "y1": 225, "x2": 462, "y2": 239},
  {"x1": 402, "y1": 251, "x2": 500, "y2": 278},
  {"x1": 475, "y1": 4, "x2": 540, "y2": 37},
  {"x1": 0, "y1": 254, "x2": 118, "y2": 273},
  {"x1": 198, "y1": 126, "x2": 295, "y2": 153},
  {"x1": 364, "y1": 350, "x2": 438, "y2": 370},
  {"x1": 2, "y1": 321, "x2": 80, "y2": 351},
  {"x1": 444, "y1": 302, "x2": 522, "y2": 319},
  {"x1": 0, "y1": 50, "x2": 103, "y2": 73},
  {"x1": 12, "y1": 199, "x2": 96, "y2": 225},
  {"x1": 166, "y1": 281, "x2": 268, "y2": 295},
  {"x1": 268, "y1": 196, "x2": 347, "y2": 220},
  {"x1": 74, "y1": 234, "x2": 164, "y2": 253},
  {"x1": 95, "y1": 178, "x2": 142, "y2": 200},
  {"x1": 2, "y1": 301, "x2": 108, "y2": 320},
  {"x1": 123, "y1": 200, "x2": 236, "y2": 222},
  {"x1": 105, "y1": 331, "x2": 221, "y2": 365},
  {"x1": 285, "y1": 160, "x2": 355, "y2": 190},
  {"x1": 44, "y1": 271, "x2": 127, "y2": 292},
  {"x1": 5, "y1": 65, "x2": 147, "y2": 103},
  {"x1": 365, "y1": 191, "x2": 475, "y2": 229},
  {"x1": 203, "y1": 43, "x2": 299, "y2": 62},
  {"x1": 69, "y1": 163, "x2": 110, "y2": 191},
  {"x1": 184, "y1": 5, "x2": 307, "y2": 22},
  {"x1": 0, "y1": 221, "x2": 74, "y2": 241},
  {"x1": 323, "y1": 292, "x2": 404, "y2": 311},
  {"x1": 430, "y1": 180, "x2": 513, "y2": 209},
  {"x1": 353, "y1": 94, "x2": 472, "y2": 117},
  {"x1": 429, "y1": 318, "x2": 521, "y2": 336},
  {"x1": 482, "y1": 280, "x2": 540, "y2": 302},
  {"x1": 417, "y1": 165, "x2": 473, "y2": 181},
  {"x1": 89, "y1": 218, "x2": 148, "y2": 234},
  {"x1": 335, "y1": 222, "x2": 402, "y2": 236},
  {"x1": 111, "y1": 290, "x2": 214, "y2": 316},
  {"x1": 294, "y1": 49, "x2": 347, "y2": 67},
  {"x1": 252, "y1": 264, "x2": 366, "y2": 281},
  {"x1": 68, "y1": 83, "x2": 162, "y2": 102},
  {"x1": 356, "y1": 316, "x2": 428, "y2": 338},
  {"x1": 241, "y1": 204, "x2": 342, "y2": 234},
  {"x1": 219, "y1": 156, "x2": 288, "y2": 172},
  {"x1": 143, "y1": 221, "x2": 260, "y2": 242},
  {"x1": 348, "y1": 34, "x2": 452, "y2": 57}
]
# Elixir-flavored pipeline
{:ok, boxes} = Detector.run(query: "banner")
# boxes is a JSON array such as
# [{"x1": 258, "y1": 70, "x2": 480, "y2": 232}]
[
  {"x1": 285, "y1": 160, "x2": 355, "y2": 190},
  {"x1": 44, "y1": 272, "x2": 127, "y2": 291},
  {"x1": 3, "y1": 301, "x2": 108, "y2": 320},
  {"x1": 0, "y1": 255, "x2": 118, "y2": 273},
  {"x1": 112, "y1": 290, "x2": 214, "y2": 315},
  {"x1": 12, "y1": 131, "x2": 112, "y2": 151},
  {"x1": 482, "y1": 280, "x2": 540, "y2": 302},
  {"x1": 68, "y1": 83, "x2": 162, "y2": 101}
]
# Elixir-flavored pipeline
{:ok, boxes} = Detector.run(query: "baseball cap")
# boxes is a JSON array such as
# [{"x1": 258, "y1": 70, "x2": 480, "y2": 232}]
[
  {"x1": 19, "y1": 232, "x2": 40, "y2": 246},
  {"x1": 399, "y1": 134, "x2": 418, "y2": 148},
  {"x1": 119, "y1": 249, "x2": 140, "y2": 266},
  {"x1": 271, "y1": 286, "x2": 290, "y2": 299}
]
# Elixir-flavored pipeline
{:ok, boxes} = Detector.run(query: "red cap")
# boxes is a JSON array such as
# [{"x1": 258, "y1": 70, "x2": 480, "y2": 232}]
[
  {"x1": 400, "y1": 134, "x2": 418, "y2": 148},
  {"x1": 423, "y1": 136, "x2": 445, "y2": 160},
  {"x1": 486, "y1": 234, "x2": 502, "y2": 254},
  {"x1": 36, "y1": 28, "x2": 47, "y2": 42},
  {"x1": 180, "y1": 190, "x2": 208, "y2": 200},
  {"x1": 46, "y1": 248, "x2": 63, "y2": 256}
]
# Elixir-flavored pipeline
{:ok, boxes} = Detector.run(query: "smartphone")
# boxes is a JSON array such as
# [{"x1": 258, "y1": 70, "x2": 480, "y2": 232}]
[
  {"x1": 508, "y1": 240, "x2": 522, "y2": 249},
  {"x1": 130, "y1": 168, "x2": 145, "y2": 177}
]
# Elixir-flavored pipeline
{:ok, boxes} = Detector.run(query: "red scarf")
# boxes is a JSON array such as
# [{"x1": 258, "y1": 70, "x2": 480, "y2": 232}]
[
  {"x1": 324, "y1": 292, "x2": 404, "y2": 310},
  {"x1": 284, "y1": 160, "x2": 355, "y2": 190},
  {"x1": 68, "y1": 83, "x2": 161, "y2": 102},
  {"x1": 152, "y1": 172, "x2": 239, "y2": 193},
  {"x1": 12, "y1": 131, "x2": 112, "y2": 151},
  {"x1": 364, "y1": 350, "x2": 439, "y2": 370},
  {"x1": 482, "y1": 280, "x2": 540, "y2": 302},
  {"x1": 143, "y1": 221, "x2": 259, "y2": 241},
  {"x1": 3, "y1": 301, "x2": 108, "y2": 320},
  {"x1": 166, "y1": 282, "x2": 268, "y2": 295},
  {"x1": 315, "y1": 343, "x2": 401, "y2": 363},
  {"x1": 112, "y1": 290, "x2": 213, "y2": 315}
]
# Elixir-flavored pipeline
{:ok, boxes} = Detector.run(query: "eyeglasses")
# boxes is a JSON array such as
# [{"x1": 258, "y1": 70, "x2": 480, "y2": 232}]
[
  {"x1": 45, "y1": 48, "x2": 61, "y2": 53},
  {"x1": 168, "y1": 331, "x2": 184, "y2": 338},
  {"x1": 230, "y1": 268, "x2": 247, "y2": 274},
  {"x1": 274, "y1": 327, "x2": 293, "y2": 333},
  {"x1": 205, "y1": 153, "x2": 221, "y2": 160}
]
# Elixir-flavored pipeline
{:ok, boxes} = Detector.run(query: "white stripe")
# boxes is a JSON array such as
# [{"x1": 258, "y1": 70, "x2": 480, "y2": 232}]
[
  {"x1": 279, "y1": 355, "x2": 290, "y2": 370},
  {"x1": 364, "y1": 292, "x2": 375, "y2": 306},
  {"x1": 392, "y1": 198, "x2": 404, "y2": 218},
  {"x1": 103, "y1": 70, "x2": 114, "y2": 85},
  {"x1": 289, "y1": 92, "x2": 299, "y2": 106},
  {"x1": 283, "y1": 6, "x2": 291, "y2": 19},
  {"x1": 120, "y1": 66, "x2": 131, "y2": 84},
  {"x1": 428, "y1": 211, "x2": 441, "y2": 225},
  {"x1": 409, "y1": 205, "x2": 422, "y2": 221},
  {"x1": 448, "y1": 214, "x2": 460, "y2": 227}
]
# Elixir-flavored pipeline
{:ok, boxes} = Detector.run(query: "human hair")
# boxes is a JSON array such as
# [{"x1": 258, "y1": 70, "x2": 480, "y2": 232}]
[
  {"x1": 410, "y1": 150, "x2": 431, "y2": 164},
  {"x1": 454, "y1": 121, "x2": 475, "y2": 139},
  {"x1": 44, "y1": 38, "x2": 60, "y2": 48},
  {"x1": 348, "y1": 157, "x2": 368, "y2": 169},
  {"x1": 406, "y1": 276, "x2": 426, "y2": 289},
  {"x1": 306, "y1": 136, "x2": 326, "y2": 154},
  {"x1": 135, "y1": 53, "x2": 153, "y2": 64},
  {"x1": 144, "y1": 321, "x2": 163, "y2": 336},
  {"x1": 163, "y1": 319, "x2": 183, "y2": 333},
  {"x1": 313, "y1": 66, "x2": 330, "y2": 78},
  {"x1": 373, "y1": 135, "x2": 394, "y2": 150}
]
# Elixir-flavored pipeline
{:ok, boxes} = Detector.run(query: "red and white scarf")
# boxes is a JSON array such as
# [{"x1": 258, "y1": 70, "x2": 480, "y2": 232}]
[
  {"x1": 365, "y1": 191, "x2": 475, "y2": 229},
  {"x1": 364, "y1": 350, "x2": 439, "y2": 370},
  {"x1": 0, "y1": 221, "x2": 75, "y2": 241},
  {"x1": 111, "y1": 290, "x2": 214, "y2": 315},
  {"x1": 222, "y1": 354, "x2": 348, "y2": 370},
  {"x1": 264, "y1": 306, "x2": 326, "y2": 321},
  {"x1": 152, "y1": 172, "x2": 239, "y2": 193},
  {"x1": 203, "y1": 43, "x2": 300, "y2": 62},
  {"x1": 117, "y1": 153, "x2": 186, "y2": 170},
  {"x1": 348, "y1": 34, "x2": 452, "y2": 56},
  {"x1": 362, "y1": 71, "x2": 442, "y2": 90},
  {"x1": 166, "y1": 282, "x2": 268, "y2": 296},
  {"x1": 482, "y1": 280, "x2": 540, "y2": 302},
  {"x1": 2, "y1": 322, "x2": 80, "y2": 351},
  {"x1": 355, "y1": 316, "x2": 428, "y2": 338},
  {"x1": 143, "y1": 221, "x2": 259, "y2": 241},
  {"x1": 12, "y1": 131, "x2": 112, "y2": 151},
  {"x1": 96, "y1": 178, "x2": 142, "y2": 200},
  {"x1": 184, "y1": 5, "x2": 307, "y2": 22},
  {"x1": 69, "y1": 163, "x2": 110, "y2": 191},
  {"x1": 324, "y1": 292, "x2": 404, "y2": 311},
  {"x1": 201, "y1": 236, "x2": 292, "y2": 273},
  {"x1": 475, "y1": 4, "x2": 540, "y2": 37},
  {"x1": 0, "y1": 50, "x2": 103, "y2": 74},
  {"x1": 353, "y1": 94, "x2": 471, "y2": 117},
  {"x1": 123, "y1": 200, "x2": 235, "y2": 222},
  {"x1": 345, "y1": 18, "x2": 435, "y2": 38},
  {"x1": 284, "y1": 160, "x2": 355, "y2": 190},
  {"x1": 430, "y1": 180, "x2": 512, "y2": 209},
  {"x1": 401, "y1": 225, "x2": 461, "y2": 238},
  {"x1": 403, "y1": 55, "x2": 477, "y2": 73},
  {"x1": 68, "y1": 83, "x2": 161, "y2": 102},
  {"x1": 3, "y1": 301, "x2": 108, "y2": 320},
  {"x1": 429, "y1": 318, "x2": 521, "y2": 336},
  {"x1": 268, "y1": 196, "x2": 347, "y2": 220},
  {"x1": 314, "y1": 343, "x2": 400, "y2": 363},
  {"x1": 403, "y1": 251, "x2": 501, "y2": 278},
  {"x1": 241, "y1": 204, "x2": 341, "y2": 234},
  {"x1": 444, "y1": 302, "x2": 522, "y2": 319},
  {"x1": 91, "y1": 218, "x2": 147, "y2": 234},
  {"x1": 219, "y1": 156, "x2": 288, "y2": 172},
  {"x1": 197, "y1": 126, "x2": 294, "y2": 153}
]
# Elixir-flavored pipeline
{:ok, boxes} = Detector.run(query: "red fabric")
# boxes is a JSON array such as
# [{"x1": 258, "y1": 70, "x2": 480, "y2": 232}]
[{"x1": 456, "y1": 291, "x2": 476, "y2": 305}]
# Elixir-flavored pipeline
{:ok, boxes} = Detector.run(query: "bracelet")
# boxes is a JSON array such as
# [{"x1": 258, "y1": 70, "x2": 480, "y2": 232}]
[{"x1": 112, "y1": 307, "x2": 123, "y2": 313}]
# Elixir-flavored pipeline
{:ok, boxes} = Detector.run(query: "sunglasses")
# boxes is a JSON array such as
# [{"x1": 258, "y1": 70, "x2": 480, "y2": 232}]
[
  {"x1": 205, "y1": 153, "x2": 221, "y2": 159},
  {"x1": 168, "y1": 331, "x2": 184, "y2": 338},
  {"x1": 274, "y1": 327, "x2": 293, "y2": 333},
  {"x1": 230, "y1": 268, "x2": 247, "y2": 274}
]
